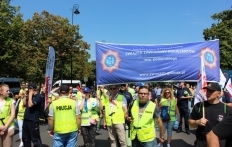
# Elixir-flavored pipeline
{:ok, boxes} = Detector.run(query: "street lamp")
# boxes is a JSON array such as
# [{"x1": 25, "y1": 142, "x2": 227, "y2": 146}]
[{"x1": 71, "y1": 4, "x2": 80, "y2": 87}]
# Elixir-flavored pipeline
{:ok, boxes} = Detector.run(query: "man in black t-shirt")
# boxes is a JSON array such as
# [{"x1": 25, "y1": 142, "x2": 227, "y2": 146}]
[
  {"x1": 207, "y1": 115, "x2": 232, "y2": 147},
  {"x1": 189, "y1": 82, "x2": 232, "y2": 147}
]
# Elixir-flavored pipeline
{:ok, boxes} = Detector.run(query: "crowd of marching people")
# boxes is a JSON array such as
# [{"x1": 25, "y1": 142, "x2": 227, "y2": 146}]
[{"x1": 0, "y1": 81, "x2": 232, "y2": 147}]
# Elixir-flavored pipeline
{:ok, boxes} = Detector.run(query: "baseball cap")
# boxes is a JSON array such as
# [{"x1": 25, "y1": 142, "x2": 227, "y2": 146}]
[
  {"x1": 135, "y1": 82, "x2": 145, "y2": 87},
  {"x1": 203, "y1": 83, "x2": 221, "y2": 91},
  {"x1": 83, "y1": 87, "x2": 91, "y2": 93},
  {"x1": 28, "y1": 83, "x2": 37, "y2": 89},
  {"x1": 59, "y1": 85, "x2": 69, "y2": 93}
]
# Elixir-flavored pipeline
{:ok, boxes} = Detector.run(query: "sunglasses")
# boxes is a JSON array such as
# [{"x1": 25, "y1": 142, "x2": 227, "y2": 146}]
[
  {"x1": 165, "y1": 92, "x2": 170, "y2": 94},
  {"x1": 110, "y1": 88, "x2": 117, "y2": 90},
  {"x1": 138, "y1": 93, "x2": 148, "y2": 95}
]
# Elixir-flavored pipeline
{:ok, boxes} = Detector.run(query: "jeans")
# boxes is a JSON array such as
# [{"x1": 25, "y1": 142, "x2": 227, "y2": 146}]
[
  {"x1": 17, "y1": 119, "x2": 23, "y2": 139},
  {"x1": 163, "y1": 121, "x2": 175, "y2": 138},
  {"x1": 53, "y1": 131, "x2": 78, "y2": 147},
  {"x1": 132, "y1": 138, "x2": 157, "y2": 147}
]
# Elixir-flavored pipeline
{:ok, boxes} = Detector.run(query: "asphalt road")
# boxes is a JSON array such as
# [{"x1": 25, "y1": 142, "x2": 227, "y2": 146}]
[{"x1": 12, "y1": 124, "x2": 196, "y2": 147}]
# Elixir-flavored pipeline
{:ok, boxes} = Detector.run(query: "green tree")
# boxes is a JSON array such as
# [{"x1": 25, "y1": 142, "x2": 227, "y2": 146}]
[
  {"x1": 203, "y1": 9, "x2": 232, "y2": 69},
  {"x1": 20, "y1": 11, "x2": 92, "y2": 83},
  {"x1": 0, "y1": 0, "x2": 24, "y2": 77}
]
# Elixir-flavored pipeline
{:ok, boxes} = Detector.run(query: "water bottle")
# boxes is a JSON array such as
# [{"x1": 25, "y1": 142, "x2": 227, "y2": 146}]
[{"x1": 173, "y1": 115, "x2": 179, "y2": 130}]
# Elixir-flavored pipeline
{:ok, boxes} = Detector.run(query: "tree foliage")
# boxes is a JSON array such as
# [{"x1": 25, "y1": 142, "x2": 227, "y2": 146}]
[
  {"x1": 0, "y1": 0, "x2": 24, "y2": 77},
  {"x1": 0, "y1": 1, "x2": 96, "y2": 84},
  {"x1": 203, "y1": 9, "x2": 232, "y2": 69}
]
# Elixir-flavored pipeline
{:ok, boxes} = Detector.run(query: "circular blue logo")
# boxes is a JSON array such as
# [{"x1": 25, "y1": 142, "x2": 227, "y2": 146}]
[
  {"x1": 204, "y1": 51, "x2": 214, "y2": 64},
  {"x1": 105, "y1": 55, "x2": 116, "y2": 67}
]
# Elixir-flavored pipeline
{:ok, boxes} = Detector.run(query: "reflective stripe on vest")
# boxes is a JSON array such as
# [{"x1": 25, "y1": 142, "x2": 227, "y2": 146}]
[
  {"x1": 53, "y1": 98, "x2": 77, "y2": 134},
  {"x1": 160, "y1": 98, "x2": 177, "y2": 121},
  {"x1": 17, "y1": 99, "x2": 26, "y2": 120},
  {"x1": 0, "y1": 98, "x2": 14, "y2": 127},
  {"x1": 81, "y1": 98, "x2": 99, "y2": 126},
  {"x1": 105, "y1": 94, "x2": 125, "y2": 126},
  {"x1": 130, "y1": 100, "x2": 155, "y2": 142}
]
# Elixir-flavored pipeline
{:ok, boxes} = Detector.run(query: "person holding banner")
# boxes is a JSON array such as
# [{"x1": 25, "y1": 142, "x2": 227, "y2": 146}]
[
  {"x1": 96, "y1": 85, "x2": 108, "y2": 131},
  {"x1": 103, "y1": 85, "x2": 127, "y2": 147},
  {"x1": 126, "y1": 86, "x2": 164, "y2": 147},
  {"x1": 189, "y1": 82, "x2": 232, "y2": 147}
]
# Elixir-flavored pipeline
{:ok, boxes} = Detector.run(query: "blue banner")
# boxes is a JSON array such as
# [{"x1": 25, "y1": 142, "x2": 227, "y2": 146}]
[{"x1": 96, "y1": 40, "x2": 220, "y2": 85}]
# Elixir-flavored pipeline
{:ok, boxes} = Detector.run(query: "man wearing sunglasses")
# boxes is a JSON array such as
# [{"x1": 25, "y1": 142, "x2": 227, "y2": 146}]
[
  {"x1": 126, "y1": 86, "x2": 164, "y2": 147},
  {"x1": 102, "y1": 85, "x2": 127, "y2": 147},
  {"x1": 189, "y1": 82, "x2": 232, "y2": 147}
]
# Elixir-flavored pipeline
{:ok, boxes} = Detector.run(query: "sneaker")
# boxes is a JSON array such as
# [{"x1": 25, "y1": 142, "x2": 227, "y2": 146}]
[
  {"x1": 157, "y1": 143, "x2": 163, "y2": 147},
  {"x1": 19, "y1": 141, "x2": 23, "y2": 147},
  {"x1": 167, "y1": 144, "x2": 171, "y2": 147}
]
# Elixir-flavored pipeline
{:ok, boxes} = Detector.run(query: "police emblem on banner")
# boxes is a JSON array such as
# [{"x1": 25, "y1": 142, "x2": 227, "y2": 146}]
[
  {"x1": 200, "y1": 47, "x2": 217, "y2": 69},
  {"x1": 100, "y1": 50, "x2": 121, "y2": 72}
]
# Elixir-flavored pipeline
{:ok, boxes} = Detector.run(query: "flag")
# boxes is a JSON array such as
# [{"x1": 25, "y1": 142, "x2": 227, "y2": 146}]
[
  {"x1": 226, "y1": 78, "x2": 232, "y2": 97},
  {"x1": 219, "y1": 69, "x2": 227, "y2": 89},
  {"x1": 45, "y1": 46, "x2": 55, "y2": 110},
  {"x1": 194, "y1": 56, "x2": 207, "y2": 105}
]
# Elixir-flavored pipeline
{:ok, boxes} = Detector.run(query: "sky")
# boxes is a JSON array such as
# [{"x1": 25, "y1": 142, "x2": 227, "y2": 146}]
[{"x1": 10, "y1": 0, "x2": 231, "y2": 61}]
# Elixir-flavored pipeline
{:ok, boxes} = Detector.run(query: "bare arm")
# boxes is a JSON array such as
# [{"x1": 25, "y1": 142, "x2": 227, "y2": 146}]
[
  {"x1": 28, "y1": 90, "x2": 34, "y2": 107},
  {"x1": 98, "y1": 97, "x2": 103, "y2": 110},
  {"x1": 79, "y1": 99, "x2": 85, "y2": 111},
  {"x1": 4, "y1": 101, "x2": 15, "y2": 129},
  {"x1": 22, "y1": 96, "x2": 27, "y2": 106},
  {"x1": 76, "y1": 114, "x2": 81, "y2": 129},
  {"x1": 206, "y1": 130, "x2": 220, "y2": 147},
  {"x1": 48, "y1": 116, "x2": 54, "y2": 131},
  {"x1": 189, "y1": 118, "x2": 200, "y2": 128},
  {"x1": 122, "y1": 105, "x2": 128, "y2": 118}
]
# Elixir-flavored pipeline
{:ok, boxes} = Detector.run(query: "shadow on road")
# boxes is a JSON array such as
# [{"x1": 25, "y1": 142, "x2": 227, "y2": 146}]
[
  {"x1": 42, "y1": 144, "x2": 50, "y2": 147},
  {"x1": 95, "y1": 139, "x2": 111, "y2": 146},
  {"x1": 170, "y1": 139, "x2": 194, "y2": 147}
]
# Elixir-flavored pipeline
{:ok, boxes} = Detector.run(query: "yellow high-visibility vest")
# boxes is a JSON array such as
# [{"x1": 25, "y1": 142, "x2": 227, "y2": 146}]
[
  {"x1": 0, "y1": 98, "x2": 14, "y2": 127},
  {"x1": 160, "y1": 98, "x2": 177, "y2": 121},
  {"x1": 130, "y1": 100, "x2": 155, "y2": 142},
  {"x1": 52, "y1": 98, "x2": 78, "y2": 134},
  {"x1": 81, "y1": 98, "x2": 99, "y2": 126},
  {"x1": 17, "y1": 99, "x2": 26, "y2": 120},
  {"x1": 105, "y1": 94, "x2": 125, "y2": 126}
]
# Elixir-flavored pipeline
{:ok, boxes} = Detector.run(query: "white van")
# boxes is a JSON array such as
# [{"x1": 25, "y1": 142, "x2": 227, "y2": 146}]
[{"x1": 52, "y1": 80, "x2": 82, "y2": 88}]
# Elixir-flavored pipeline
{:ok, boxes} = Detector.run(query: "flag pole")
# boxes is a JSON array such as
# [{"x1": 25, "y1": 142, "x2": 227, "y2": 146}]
[{"x1": 202, "y1": 90, "x2": 205, "y2": 118}]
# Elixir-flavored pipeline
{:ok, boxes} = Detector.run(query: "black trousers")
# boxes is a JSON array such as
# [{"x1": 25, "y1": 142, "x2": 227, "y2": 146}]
[
  {"x1": 22, "y1": 120, "x2": 42, "y2": 147},
  {"x1": 81, "y1": 125, "x2": 97, "y2": 147},
  {"x1": 178, "y1": 106, "x2": 189, "y2": 130}
]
